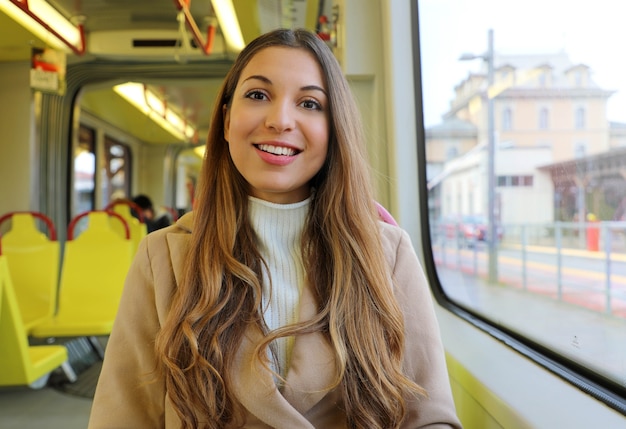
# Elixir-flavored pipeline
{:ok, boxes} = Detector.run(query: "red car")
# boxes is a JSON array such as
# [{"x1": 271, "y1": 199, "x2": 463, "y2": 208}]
[{"x1": 440, "y1": 215, "x2": 502, "y2": 247}]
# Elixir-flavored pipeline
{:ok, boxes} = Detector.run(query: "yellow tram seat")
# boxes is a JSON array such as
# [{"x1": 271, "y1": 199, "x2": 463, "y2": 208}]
[
  {"x1": 1, "y1": 213, "x2": 60, "y2": 332},
  {"x1": 0, "y1": 254, "x2": 70, "y2": 389},
  {"x1": 30, "y1": 211, "x2": 132, "y2": 339},
  {"x1": 107, "y1": 200, "x2": 147, "y2": 257}
]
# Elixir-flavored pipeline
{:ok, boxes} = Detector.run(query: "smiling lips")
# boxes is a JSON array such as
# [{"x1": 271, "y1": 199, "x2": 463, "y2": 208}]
[
  {"x1": 254, "y1": 143, "x2": 301, "y2": 166},
  {"x1": 256, "y1": 143, "x2": 298, "y2": 156}
]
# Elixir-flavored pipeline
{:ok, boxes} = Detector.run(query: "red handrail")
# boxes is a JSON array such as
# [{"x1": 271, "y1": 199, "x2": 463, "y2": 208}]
[
  {"x1": 67, "y1": 210, "x2": 130, "y2": 240},
  {"x1": 9, "y1": 0, "x2": 86, "y2": 56},
  {"x1": 172, "y1": 0, "x2": 217, "y2": 55},
  {"x1": 162, "y1": 206, "x2": 180, "y2": 222},
  {"x1": 0, "y1": 211, "x2": 58, "y2": 240},
  {"x1": 105, "y1": 199, "x2": 146, "y2": 223}
]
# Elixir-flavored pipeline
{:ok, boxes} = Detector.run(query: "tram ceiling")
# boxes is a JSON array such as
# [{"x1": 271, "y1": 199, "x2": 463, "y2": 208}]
[{"x1": 0, "y1": 0, "x2": 322, "y2": 146}]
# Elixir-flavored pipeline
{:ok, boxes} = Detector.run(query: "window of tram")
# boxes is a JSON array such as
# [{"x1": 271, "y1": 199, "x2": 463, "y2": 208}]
[
  {"x1": 101, "y1": 137, "x2": 131, "y2": 205},
  {"x1": 73, "y1": 125, "x2": 96, "y2": 215},
  {"x1": 420, "y1": 0, "x2": 626, "y2": 389},
  {"x1": 176, "y1": 147, "x2": 202, "y2": 212}
]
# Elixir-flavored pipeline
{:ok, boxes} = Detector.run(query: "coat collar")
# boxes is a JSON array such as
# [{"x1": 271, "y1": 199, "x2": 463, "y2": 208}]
[{"x1": 165, "y1": 212, "x2": 338, "y2": 427}]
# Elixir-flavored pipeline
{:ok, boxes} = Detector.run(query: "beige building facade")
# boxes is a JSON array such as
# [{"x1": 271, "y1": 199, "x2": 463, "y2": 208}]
[{"x1": 427, "y1": 51, "x2": 624, "y2": 225}]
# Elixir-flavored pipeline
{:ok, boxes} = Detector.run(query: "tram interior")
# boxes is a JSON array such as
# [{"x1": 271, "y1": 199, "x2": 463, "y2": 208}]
[
  {"x1": 1, "y1": 0, "x2": 326, "y2": 140},
  {"x1": 5, "y1": 1, "x2": 626, "y2": 428},
  {"x1": 0, "y1": 1, "x2": 333, "y2": 427}
]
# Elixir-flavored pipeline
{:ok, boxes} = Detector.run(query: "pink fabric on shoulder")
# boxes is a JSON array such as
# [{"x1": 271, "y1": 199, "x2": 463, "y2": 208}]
[{"x1": 375, "y1": 202, "x2": 398, "y2": 226}]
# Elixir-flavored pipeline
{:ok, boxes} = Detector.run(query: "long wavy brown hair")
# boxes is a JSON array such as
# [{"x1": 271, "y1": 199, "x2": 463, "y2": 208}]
[{"x1": 155, "y1": 28, "x2": 425, "y2": 428}]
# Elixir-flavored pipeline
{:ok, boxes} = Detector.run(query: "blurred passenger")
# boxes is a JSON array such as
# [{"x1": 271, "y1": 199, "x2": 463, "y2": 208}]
[{"x1": 131, "y1": 194, "x2": 170, "y2": 233}]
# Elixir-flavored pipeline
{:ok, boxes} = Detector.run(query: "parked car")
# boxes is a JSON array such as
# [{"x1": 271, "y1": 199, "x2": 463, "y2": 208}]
[{"x1": 440, "y1": 214, "x2": 503, "y2": 247}]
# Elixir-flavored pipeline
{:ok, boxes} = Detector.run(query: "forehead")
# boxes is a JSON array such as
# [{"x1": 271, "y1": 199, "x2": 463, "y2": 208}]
[{"x1": 238, "y1": 46, "x2": 326, "y2": 88}]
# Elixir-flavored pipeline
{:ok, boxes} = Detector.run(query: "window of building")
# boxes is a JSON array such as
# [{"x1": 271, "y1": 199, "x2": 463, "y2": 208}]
[
  {"x1": 575, "y1": 70, "x2": 582, "y2": 86},
  {"x1": 575, "y1": 106, "x2": 586, "y2": 129},
  {"x1": 496, "y1": 175, "x2": 534, "y2": 187},
  {"x1": 574, "y1": 141, "x2": 587, "y2": 158},
  {"x1": 539, "y1": 73, "x2": 547, "y2": 87},
  {"x1": 502, "y1": 107, "x2": 512, "y2": 130},
  {"x1": 446, "y1": 145, "x2": 459, "y2": 160},
  {"x1": 539, "y1": 107, "x2": 549, "y2": 129}
]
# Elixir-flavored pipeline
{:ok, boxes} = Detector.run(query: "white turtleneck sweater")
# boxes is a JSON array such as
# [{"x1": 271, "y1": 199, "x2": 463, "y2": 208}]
[{"x1": 248, "y1": 196, "x2": 309, "y2": 378}]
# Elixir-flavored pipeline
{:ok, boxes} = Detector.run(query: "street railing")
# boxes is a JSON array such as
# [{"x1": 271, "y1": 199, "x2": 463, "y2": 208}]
[{"x1": 431, "y1": 220, "x2": 626, "y2": 316}]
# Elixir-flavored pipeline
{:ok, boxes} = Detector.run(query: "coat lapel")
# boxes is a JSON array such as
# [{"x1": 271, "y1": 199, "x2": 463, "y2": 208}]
[
  {"x1": 230, "y1": 281, "x2": 338, "y2": 426},
  {"x1": 230, "y1": 326, "x2": 315, "y2": 428},
  {"x1": 165, "y1": 214, "x2": 338, "y2": 426},
  {"x1": 282, "y1": 281, "x2": 338, "y2": 414},
  {"x1": 165, "y1": 232, "x2": 189, "y2": 288}
]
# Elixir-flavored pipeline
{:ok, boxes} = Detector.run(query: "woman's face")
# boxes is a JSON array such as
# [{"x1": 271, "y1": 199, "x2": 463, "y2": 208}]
[{"x1": 224, "y1": 46, "x2": 329, "y2": 204}]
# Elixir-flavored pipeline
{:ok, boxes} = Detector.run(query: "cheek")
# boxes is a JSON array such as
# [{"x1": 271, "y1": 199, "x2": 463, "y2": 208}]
[
  {"x1": 225, "y1": 108, "x2": 254, "y2": 142},
  {"x1": 312, "y1": 125, "x2": 330, "y2": 157},
  {"x1": 319, "y1": 138, "x2": 329, "y2": 160}
]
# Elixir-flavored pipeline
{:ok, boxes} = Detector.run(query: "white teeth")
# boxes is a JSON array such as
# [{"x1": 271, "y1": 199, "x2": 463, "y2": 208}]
[{"x1": 257, "y1": 144, "x2": 297, "y2": 156}]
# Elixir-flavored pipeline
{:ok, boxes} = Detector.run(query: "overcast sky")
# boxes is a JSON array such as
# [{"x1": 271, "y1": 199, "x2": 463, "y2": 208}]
[{"x1": 418, "y1": 0, "x2": 626, "y2": 127}]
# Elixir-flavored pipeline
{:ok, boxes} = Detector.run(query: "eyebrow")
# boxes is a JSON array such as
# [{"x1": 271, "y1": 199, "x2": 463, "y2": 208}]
[{"x1": 242, "y1": 75, "x2": 327, "y2": 96}]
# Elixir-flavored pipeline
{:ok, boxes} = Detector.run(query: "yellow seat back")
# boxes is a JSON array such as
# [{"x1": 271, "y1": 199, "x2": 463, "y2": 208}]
[
  {"x1": 30, "y1": 211, "x2": 133, "y2": 338},
  {"x1": 2, "y1": 213, "x2": 60, "y2": 331},
  {"x1": 108, "y1": 202, "x2": 147, "y2": 257},
  {"x1": 57, "y1": 212, "x2": 132, "y2": 319},
  {"x1": 0, "y1": 255, "x2": 68, "y2": 387}
]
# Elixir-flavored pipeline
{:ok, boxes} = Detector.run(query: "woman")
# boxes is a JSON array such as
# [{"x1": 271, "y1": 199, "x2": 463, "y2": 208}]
[{"x1": 88, "y1": 28, "x2": 462, "y2": 429}]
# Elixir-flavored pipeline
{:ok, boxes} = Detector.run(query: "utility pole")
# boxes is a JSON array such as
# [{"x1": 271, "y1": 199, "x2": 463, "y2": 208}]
[
  {"x1": 460, "y1": 29, "x2": 498, "y2": 284},
  {"x1": 486, "y1": 29, "x2": 497, "y2": 284}
]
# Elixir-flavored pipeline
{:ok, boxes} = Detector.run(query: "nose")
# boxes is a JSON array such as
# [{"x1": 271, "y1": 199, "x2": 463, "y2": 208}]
[{"x1": 264, "y1": 99, "x2": 295, "y2": 132}]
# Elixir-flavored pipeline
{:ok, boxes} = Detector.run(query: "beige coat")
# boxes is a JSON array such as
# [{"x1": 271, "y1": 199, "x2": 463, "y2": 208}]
[{"x1": 88, "y1": 213, "x2": 462, "y2": 428}]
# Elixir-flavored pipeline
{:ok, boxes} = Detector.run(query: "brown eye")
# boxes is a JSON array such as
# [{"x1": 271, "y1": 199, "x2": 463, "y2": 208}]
[
  {"x1": 245, "y1": 90, "x2": 268, "y2": 101},
  {"x1": 300, "y1": 98, "x2": 322, "y2": 111}
]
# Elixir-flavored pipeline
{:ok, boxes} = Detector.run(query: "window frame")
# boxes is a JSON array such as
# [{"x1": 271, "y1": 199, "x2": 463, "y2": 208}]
[{"x1": 411, "y1": 0, "x2": 626, "y2": 415}]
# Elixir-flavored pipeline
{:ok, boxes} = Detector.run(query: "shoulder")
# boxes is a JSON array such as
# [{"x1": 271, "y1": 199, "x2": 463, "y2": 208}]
[
  {"x1": 378, "y1": 221, "x2": 415, "y2": 269},
  {"x1": 142, "y1": 212, "x2": 193, "y2": 247},
  {"x1": 379, "y1": 220, "x2": 405, "y2": 245},
  {"x1": 127, "y1": 213, "x2": 194, "y2": 316},
  {"x1": 163, "y1": 211, "x2": 193, "y2": 235},
  {"x1": 377, "y1": 222, "x2": 429, "y2": 301},
  {"x1": 135, "y1": 212, "x2": 194, "y2": 277}
]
